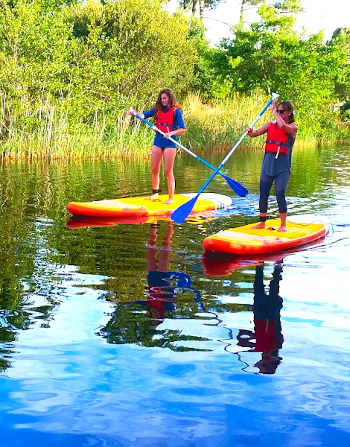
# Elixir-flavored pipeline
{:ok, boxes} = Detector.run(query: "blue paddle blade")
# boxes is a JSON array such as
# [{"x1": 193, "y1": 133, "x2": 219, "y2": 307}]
[
  {"x1": 223, "y1": 175, "x2": 248, "y2": 197},
  {"x1": 171, "y1": 195, "x2": 199, "y2": 223}
]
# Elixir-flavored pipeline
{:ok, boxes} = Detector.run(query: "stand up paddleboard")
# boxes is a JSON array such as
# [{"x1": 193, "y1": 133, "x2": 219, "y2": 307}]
[
  {"x1": 202, "y1": 235, "x2": 326, "y2": 276},
  {"x1": 203, "y1": 217, "x2": 328, "y2": 255},
  {"x1": 67, "y1": 193, "x2": 232, "y2": 218}
]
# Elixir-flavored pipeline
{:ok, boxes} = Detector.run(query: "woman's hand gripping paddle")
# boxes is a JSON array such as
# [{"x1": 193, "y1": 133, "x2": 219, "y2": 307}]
[
  {"x1": 171, "y1": 93, "x2": 279, "y2": 224},
  {"x1": 131, "y1": 111, "x2": 248, "y2": 198}
]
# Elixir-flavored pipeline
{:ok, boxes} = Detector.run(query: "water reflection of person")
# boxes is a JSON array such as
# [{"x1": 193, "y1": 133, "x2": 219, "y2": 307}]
[
  {"x1": 237, "y1": 262, "x2": 284, "y2": 374},
  {"x1": 146, "y1": 221, "x2": 176, "y2": 326}
]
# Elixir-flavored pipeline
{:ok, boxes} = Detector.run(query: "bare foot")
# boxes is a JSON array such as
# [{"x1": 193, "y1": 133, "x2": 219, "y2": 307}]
[
  {"x1": 252, "y1": 222, "x2": 266, "y2": 229},
  {"x1": 145, "y1": 194, "x2": 159, "y2": 201},
  {"x1": 277, "y1": 225, "x2": 287, "y2": 232},
  {"x1": 163, "y1": 198, "x2": 174, "y2": 204}
]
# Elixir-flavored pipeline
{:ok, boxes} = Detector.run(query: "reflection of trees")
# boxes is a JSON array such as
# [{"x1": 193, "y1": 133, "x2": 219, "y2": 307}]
[
  {"x1": 98, "y1": 296, "x2": 211, "y2": 352},
  {"x1": 97, "y1": 222, "x2": 213, "y2": 351},
  {"x1": 96, "y1": 219, "x2": 254, "y2": 351}
]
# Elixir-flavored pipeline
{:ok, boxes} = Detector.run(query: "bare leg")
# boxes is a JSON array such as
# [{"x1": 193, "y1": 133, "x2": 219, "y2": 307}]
[
  {"x1": 162, "y1": 147, "x2": 176, "y2": 204},
  {"x1": 278, "y1": 212, "x2": 287, "y2": 232},
  {"x1": 146, "y1": 146, "x2": 163, "y2": 200},
  {"x1": 146, "y1": 223, "x2": 159, "y2": 271},
  {"x1": 158, "y1": 222, "x2": 174, "y2": 271},
  {"x1": 252, "y1": 213, "x2": 267, "y2": 229}
]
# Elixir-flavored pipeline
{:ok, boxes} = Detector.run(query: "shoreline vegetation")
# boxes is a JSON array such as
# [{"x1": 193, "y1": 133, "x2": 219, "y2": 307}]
[
  {"x1": 1, "y1": 94, "x2": 349, "y2": 161},
  {"x1": 1, "y1": 0, "x2": 350, "y2": 161}
]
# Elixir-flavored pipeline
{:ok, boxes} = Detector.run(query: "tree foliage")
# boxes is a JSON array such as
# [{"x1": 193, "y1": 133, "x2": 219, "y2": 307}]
[
  {"x1": 237, "y1": 0, "x2": 302, "y2": 23},
  {"x1": 273, "y1": 0, "x2": 303, "y2": 13},
  {"x1": 0, "y1": 0, "x2": 197, "y2": 126},
  {"x1": 201, "y1": 5, "x2": 349, "y2": 134},
  {"x1": 179, "y1": 0, "x2": 222, "y2": 19},
  {"x1": 329, "y1": 28, "x2": 350, "y2": 103}
]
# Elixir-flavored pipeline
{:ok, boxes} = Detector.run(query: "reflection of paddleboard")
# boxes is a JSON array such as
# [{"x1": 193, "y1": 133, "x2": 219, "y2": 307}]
[
  {"x1": 67, "y1": 193, "x2": 232, "y2": 218},
  {"x1": 202, "y1": 236, "x2": 326, "y2": 276},
  {"x1": 66, "y1": 214, "x2": 215, "y2": 229},
  {"x1": 66, "y1": 215, "x2": 151, "y2": 229},
  {"x1": 203, "y1": 218, "x2": 327, "y2": 255}
]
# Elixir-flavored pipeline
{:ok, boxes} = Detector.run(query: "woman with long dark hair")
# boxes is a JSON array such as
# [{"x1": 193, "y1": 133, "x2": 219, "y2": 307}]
[
  {"x1": 128, "y1": 88, "x2": 186, "y2": 204},
  {"x1": 246, "y1": 98, "x2": 298, "y2": 231}
]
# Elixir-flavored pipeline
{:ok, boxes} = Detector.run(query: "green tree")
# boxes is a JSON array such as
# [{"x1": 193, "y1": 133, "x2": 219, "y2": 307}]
[
  {"x1": 208, "y1": 5, "x2": 349, "y2": 137},
  {"x1": 237, "y1": 0, "x2": 302, "y2": 23},
  {"x1": 273, "y1": 0, "x2": 303, "y2": 14},
  {"x1": 179, "y1": 0, "x2": 222, "y2": 19},
  {"x1": 238, "y1": 0, "x2": 266, "y2": 23},
  {"x1": 0, "y1": 0, "x2": 198, "y2": 131},
  {"x1": 187, "y1": 17, "x2": 230, "y2": 98},
  {"x1": 329, "y1": 28, "x2": 350, "y2": 102}
]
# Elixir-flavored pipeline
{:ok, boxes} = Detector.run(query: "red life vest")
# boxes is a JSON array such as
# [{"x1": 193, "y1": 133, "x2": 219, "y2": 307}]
[
  {"x1": 254, "y1": 319, "x2": 277, "y2": 351},
  {"x1": 265, "y1": 122, "x2": 289, "y2": 155},
  {"x1": 155, "y1": 108, "x2": 177, "y2": 134}
]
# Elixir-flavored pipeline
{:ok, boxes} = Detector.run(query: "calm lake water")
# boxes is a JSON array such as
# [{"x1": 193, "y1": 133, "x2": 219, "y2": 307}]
[{"x1": 1, "y1": 142, "x2": 350, "y2": 446}]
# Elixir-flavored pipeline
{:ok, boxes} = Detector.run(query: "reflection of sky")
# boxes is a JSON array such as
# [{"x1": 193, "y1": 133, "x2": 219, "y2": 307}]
[{"x1": 3, "y1": 232, "x2": 350, "y2": 444}]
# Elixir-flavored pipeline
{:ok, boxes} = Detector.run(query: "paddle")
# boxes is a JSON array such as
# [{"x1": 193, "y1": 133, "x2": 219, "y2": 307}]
[
  {"x1": 171, "y1": 93, "x2": 280, "y2": 224},
  {"x1": 131, "y1": 111, "x2": 248, "y2": 197}
]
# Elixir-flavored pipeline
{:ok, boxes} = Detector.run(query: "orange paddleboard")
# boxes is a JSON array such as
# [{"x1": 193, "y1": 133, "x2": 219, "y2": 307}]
[
  {"x1": 67, "y1": 193, "x2": 232, "y2": 218},
  {"x1": 203, "y1": 219, "x2": 327, "y2": 255}
]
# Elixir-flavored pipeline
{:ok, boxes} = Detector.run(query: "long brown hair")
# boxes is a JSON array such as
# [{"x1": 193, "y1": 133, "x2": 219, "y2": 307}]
[
  {"x1": 154, "y1": 88, "x2": 181, "y2": 119},
  {"x1": 278, "y1": 101, "x2": 295, "y2": 123}
]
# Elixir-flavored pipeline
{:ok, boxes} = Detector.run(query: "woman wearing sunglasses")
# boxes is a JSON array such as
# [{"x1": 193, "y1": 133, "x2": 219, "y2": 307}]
[{"x1": 246, "y1": 98, "x2": 298, "y2": 232}]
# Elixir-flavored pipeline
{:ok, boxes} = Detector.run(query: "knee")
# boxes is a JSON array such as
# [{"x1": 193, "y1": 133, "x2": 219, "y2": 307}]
[
  {"x1": 275, "y1": 189, "x2": 286, "y2": 201},
  {"x1": 164, "y1": 167, "x2": 174, "y2": 178}
]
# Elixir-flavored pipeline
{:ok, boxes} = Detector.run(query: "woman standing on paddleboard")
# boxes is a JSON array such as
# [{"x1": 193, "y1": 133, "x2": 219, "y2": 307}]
[
  {"x1": 128, "y1": 88, "x2": 186, "y2": 204},
  {"x1": 246, "y1": 98, "x2": 298, "y2": 232}
]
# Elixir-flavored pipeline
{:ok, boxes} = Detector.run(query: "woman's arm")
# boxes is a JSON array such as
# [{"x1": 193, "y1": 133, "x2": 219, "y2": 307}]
[
  {"x1": 127, "y1": 108, "x2": 155, "y2": 120},
  {"x1": 272, "y1": 109, "x2": 298, "y2": 139},
  {"x1": 246, "y1": 121, "x2": 271, "y2": 138},
  {"x1": 166, "y1": 128, "x2": 186, "y2": 138},
  {"x1": 269, "y1": 101, "x2": 298, "y2": 139}
]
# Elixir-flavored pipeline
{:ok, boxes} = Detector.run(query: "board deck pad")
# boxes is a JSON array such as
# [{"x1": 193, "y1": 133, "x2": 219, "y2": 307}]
[
  {"x1": 67, "y1": 193, "x2": 232, "y2": 218},
  {"x1": 202, "y1": 219, "x2": 327, "y2": 255}
]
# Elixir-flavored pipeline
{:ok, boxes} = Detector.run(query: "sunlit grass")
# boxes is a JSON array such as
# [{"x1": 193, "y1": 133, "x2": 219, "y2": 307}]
[{"x1": 1, "y1": 93, "x2": 349, "y2": 160}]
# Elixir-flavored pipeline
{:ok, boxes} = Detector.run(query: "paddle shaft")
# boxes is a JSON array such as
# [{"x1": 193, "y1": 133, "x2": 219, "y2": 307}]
[
  {"x1": 170, "y1": 93, "x2": 279, "y2": 223},
  {"x1": 133, "y1": 112, "x2": 235, "y2": 181},
  {"x1": 191, "y1": 94, "x2": 279, "y2": 197}
]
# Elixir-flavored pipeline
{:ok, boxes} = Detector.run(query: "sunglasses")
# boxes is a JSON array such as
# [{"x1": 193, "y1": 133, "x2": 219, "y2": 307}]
[{"x1": 276, "y1": 109, "x2": 287, "y2": 114}]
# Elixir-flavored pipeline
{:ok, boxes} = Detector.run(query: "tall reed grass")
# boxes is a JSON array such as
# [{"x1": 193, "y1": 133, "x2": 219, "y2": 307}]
[{"x1": 1, "y1": 93, "x2": 349, "y2": 160}]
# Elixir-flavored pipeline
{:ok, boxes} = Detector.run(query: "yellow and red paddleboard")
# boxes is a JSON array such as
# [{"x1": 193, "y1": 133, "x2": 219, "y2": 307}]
[
  {"x1": 202, "y1": 235, "x2": 326, "y2": 276},
  {"x1": 203, "y1": 218, "x2": 327, "y2": 255},
  {"x1": 67, "y1": 193, "x2": 232, "y2": 218}
]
